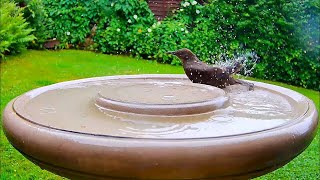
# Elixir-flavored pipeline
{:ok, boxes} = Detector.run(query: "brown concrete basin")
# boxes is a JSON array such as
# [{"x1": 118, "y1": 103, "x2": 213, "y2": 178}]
[{"x1": 3, "y1": 74, "x2": 318, "y2": 179}]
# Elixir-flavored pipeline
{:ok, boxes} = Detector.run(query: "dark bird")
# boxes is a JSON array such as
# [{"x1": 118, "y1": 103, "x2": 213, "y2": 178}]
[{"x1": 167, "y1": 48, "x2": 254, "y2": 90}]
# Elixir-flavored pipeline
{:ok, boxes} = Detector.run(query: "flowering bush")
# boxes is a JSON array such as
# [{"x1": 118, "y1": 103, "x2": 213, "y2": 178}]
[
  {"x1": 143, "y1": 21, "x2": 189, "y2": 64},
  {"x1": 42, "y1": 0, "x2": 103, "y2": 48},
  {"x1": 95, "y1": 0, "x2": 156, "y2": 53},
  {"x1": 9, "y1": 0, "x2": 319, "y2": 90}
]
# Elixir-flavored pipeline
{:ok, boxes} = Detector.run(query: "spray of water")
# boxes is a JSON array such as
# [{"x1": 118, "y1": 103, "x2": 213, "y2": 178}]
[{"x1": 214, "y1": 51, "x2": 259, "y2": 77}]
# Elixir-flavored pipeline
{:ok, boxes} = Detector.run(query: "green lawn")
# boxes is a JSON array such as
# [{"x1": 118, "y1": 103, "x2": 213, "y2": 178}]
[{"x1": 1, "y1": 50, "x2": 319, "y2": 179}]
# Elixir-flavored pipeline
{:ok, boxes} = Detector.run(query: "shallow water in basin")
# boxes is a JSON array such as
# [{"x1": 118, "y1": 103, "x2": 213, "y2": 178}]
[{"x1": 15, "y1": 78, "x2": 306, "y2": 139}]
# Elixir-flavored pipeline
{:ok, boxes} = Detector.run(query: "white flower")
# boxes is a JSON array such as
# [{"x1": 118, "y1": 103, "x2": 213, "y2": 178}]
[
  {"x1": 116, "y1": 28, "x2": 121, "y2": 32},
  {"x1": 133, "y1": 15, "x2": 138, "y2": 19},
  {"x1": 111, "y1": 2, "x2": 114, "y2": 7},
  {"x1": 157, "y1": 21, "x2": 161, "y2": 25},
  {"x1": 147, "y1": 28, "x2": 152, "y2": 33},
  {"x1": 196, "y1": 10, "x2": 200, "y2": 14},
  {"x1": 53, "y1": 38, "x2": 57, "y2": 40},
  {"x1": 66, "y1": 31, "x2": 70, "y2": 36},
  {"x1": 182, "y1": 2, "x2": 190, "y2": 7},
  {"x1": 180, "y1": 8, "x2": 184, "y2": 12},
  {"x1": 185, "y1": 30, "x2": 189, "y2": 33},
  {"x1": 191, "y1": 1, "x2": 197, "y2": 5},
  {"x1": 128, "y1": 19, "x2": 132, "y2": 23},
  {"x1": 181, "y1": 28, "x2": 185, "y2": 31}
]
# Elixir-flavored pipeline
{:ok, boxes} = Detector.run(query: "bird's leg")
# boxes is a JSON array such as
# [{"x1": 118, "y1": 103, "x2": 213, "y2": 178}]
[{"x1": 234, "y1": 79, "x2": 254, "y2": 91}]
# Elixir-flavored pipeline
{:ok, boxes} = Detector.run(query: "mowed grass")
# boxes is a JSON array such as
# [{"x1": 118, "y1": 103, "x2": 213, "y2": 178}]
[{"x1": 1, "y1": 50, "x2": 319, "y2": 179}]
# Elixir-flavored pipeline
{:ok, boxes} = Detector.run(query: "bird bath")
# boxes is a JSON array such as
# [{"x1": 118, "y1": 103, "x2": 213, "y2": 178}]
[{"x1": 3, "y1": 74, "x2": 318, "y2": 180}]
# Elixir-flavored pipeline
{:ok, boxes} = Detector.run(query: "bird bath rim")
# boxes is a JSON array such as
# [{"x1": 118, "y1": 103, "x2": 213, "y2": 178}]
[
  {"x1": 10, "y1": 74, "x2": 312, "y2": 140},
  {"x1": 3, "y1": 74, "x2": 318, "y2": 179}
]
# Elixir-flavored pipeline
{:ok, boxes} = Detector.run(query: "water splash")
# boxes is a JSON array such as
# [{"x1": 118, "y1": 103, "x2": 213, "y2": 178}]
[{"x1": 214, "y1": 51, "x2": 259, "y2": 76}]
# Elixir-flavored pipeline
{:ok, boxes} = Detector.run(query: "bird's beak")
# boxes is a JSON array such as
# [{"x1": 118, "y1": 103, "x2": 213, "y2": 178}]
[{"x1": 166, "y1": 51, "x2": 176, "y2": 55}]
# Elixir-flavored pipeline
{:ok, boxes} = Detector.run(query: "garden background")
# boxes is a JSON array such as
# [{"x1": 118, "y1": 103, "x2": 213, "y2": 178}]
[
  {"x1": 1, "y1": 0, "x2": 319, "y2": 90},
  {"x1": 1, "y1": 0, "x2": 319, "y2": 179}
]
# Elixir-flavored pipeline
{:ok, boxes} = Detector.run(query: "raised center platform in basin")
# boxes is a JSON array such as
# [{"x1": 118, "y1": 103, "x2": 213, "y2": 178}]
[{"x1": 95, "y1": 80, "x2": 229, "y2": 116}]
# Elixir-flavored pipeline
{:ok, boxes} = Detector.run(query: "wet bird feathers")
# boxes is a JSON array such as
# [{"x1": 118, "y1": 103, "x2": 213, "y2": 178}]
[
  {"x1": 168, "y1": 48, "x2": 253, "y2": 89},
  {"x1": 183, "y1": 58, "x2": 236, "y2": 88}
]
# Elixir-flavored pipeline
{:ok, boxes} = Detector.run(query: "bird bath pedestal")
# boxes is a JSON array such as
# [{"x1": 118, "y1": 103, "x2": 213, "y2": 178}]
[{"x1": 3, "y1": 74, "x2": 318, "y2": 180}]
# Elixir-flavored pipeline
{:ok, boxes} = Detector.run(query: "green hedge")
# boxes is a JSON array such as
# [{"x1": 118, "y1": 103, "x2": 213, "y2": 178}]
[{"x1": 9, "y1": 0, "x2": 320, "y2": 90}]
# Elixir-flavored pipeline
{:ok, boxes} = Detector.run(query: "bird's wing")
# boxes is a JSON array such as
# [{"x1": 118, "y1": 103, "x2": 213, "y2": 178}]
[
  {"x1": 215, "y1": 68, "x2": 230, "y2": 79},
  {"x1": 192, "y1": 65, "x2": 229, "y2": 81}
]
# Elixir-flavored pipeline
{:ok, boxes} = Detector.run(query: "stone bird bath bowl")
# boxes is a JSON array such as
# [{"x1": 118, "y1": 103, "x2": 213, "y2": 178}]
[{"x1": 3, "y1": 74, "x2": 318, "y2": 180}]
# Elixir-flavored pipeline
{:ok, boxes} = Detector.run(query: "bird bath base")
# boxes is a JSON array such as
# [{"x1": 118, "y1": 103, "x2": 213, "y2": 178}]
[{"x1": 3, "y1": 74, "x2": 318, "y2": 180}]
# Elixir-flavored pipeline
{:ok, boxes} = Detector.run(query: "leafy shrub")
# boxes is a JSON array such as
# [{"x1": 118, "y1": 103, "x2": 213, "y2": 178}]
[
  {"x1": 0, "y1": 0, "x2": 35, "y2": 58},
  {"x1": 17, "y1": 0, "x2": 49, "y2": 47},
  {"x1": 42, "y1": 0, "x2": 96, "y2": 48},
  {"x1": 223, "y1": 0, "x2": 319, "y2": 90},
  {"x1": 95, "y1": 0, "x2": 156, "y2": 54},
  {"x1": 7, "y1": 0, "x2": 318, "y2": 90},
  {"x1": 145, "y1": 20, "x2": 189, "y2": 65},
  {"x1": 166, "y1": 0, "x2": 319, "y2": 90}
]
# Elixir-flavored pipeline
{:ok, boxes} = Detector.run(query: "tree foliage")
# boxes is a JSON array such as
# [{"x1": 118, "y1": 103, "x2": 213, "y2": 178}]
[{"x1": 0, "y1": 0, "x2": 35, "y2": 58}]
